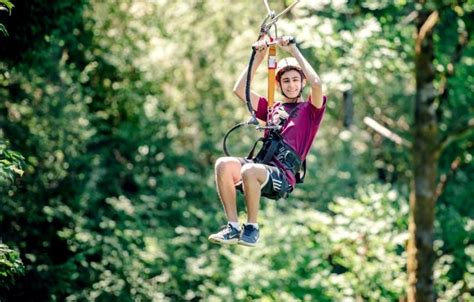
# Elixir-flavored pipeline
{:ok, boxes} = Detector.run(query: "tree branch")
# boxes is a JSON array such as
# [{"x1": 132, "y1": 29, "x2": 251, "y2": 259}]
[
  {"x1": 363, "y1": 116, "x2": 412, "y2": 148},
  {"x1": 435, "y1": 156, "x2": 461, "y2": 200},
  {"x1": 400, "y1": 10, "x2": 418, "y2": 26},
  {"x1": 437, "y1": 118, "x2": 474, "y2": 157},
  {"x1": 378, "y1": 114, "x2": 410, "y2": 132},
  {"x1": 416, "y1": 11, "x2": 439, "y2": 54}
]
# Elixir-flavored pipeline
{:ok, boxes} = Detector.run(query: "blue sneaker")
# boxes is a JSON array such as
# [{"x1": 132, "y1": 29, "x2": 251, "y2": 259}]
[
  {"x1": 208, "y1": 223, "x2": 240, "y2": 245},
  {"x1": 238, "y1": 224, "x2": 260, "y2": 247}
]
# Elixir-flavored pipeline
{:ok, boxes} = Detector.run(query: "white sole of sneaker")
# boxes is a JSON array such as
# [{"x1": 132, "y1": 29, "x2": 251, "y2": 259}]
[
  {"x1": 238, "y1": 240, "x2": 257, "y2": 247},
  {"x1": 208, "y1": 236, "x2": 239, "y2": 245}
]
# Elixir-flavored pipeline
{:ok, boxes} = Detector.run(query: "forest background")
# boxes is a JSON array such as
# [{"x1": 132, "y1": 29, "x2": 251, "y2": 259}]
[{"x1": 0, "y1": 0, "x2": 473, "y2": 301}]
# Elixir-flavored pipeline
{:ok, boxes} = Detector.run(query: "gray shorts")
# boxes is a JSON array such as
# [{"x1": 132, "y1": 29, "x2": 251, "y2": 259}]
[{"x1": 235, "y1": 158, "x2": 293, "y2": 200}]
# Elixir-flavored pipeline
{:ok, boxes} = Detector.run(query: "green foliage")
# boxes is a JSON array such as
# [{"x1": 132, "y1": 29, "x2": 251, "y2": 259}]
[
  {"x1": 0, "y1": 24, "x2": 7, "y2": 36},
  {"x1": 0, "y1": 0, "x2": 472, "y2": 300},
  {"x1": 194, "y1": 184, "x2": 408, "y2": 301},
  {"x1": 0, "y1": 140, "x2": 24, "y2": 183},
  {"x1": 0, "y1": 0, "x2": 13, "y2": 12},
  {"x1": 0, "y1": 244, "x2": 24, "y2": 290},
  {"x1": 435, "y1": 147, "x2": 474, "y2": 302},
  {"x1": 0, "y1": 0, "x2": 14, "y2": 36}
]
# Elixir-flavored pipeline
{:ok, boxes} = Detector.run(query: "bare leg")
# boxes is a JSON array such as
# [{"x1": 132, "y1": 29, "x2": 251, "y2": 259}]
[
  {"x1": 215, "y1": 157, "x2": 242, "y2": 222},
  {"x1": 241, "y1": 163, "x2": 268, "y2": 223}
]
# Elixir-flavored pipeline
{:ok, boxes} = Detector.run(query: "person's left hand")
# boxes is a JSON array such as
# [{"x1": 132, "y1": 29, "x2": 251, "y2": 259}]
[{"x1": 277, "y1": 36, "x2": 296, "y2": 52}]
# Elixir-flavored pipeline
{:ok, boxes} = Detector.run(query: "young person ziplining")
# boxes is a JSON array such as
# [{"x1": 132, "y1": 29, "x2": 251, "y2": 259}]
[{"x1": 209, "y1": 35, "x2": 327, "y2": 247}]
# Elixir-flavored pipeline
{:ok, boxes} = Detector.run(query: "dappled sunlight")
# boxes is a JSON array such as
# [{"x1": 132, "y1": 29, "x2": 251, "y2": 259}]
[{"x1": 1, "y1": 0, "x2": 472, "y2": 300}]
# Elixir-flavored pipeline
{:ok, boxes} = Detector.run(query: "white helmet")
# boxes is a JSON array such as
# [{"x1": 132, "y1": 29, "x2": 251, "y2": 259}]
[{"x1": 275, "y1": 57, "x2": 305, "y2": 82}]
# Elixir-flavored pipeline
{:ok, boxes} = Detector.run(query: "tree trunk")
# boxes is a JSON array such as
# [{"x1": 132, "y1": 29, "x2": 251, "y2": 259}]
[
  {"x1": 343, "y1": 88, "x2": 354, "y2": 128},
  {"x1": 407, "y1": 9, "x2": 439, "y2": 302}
]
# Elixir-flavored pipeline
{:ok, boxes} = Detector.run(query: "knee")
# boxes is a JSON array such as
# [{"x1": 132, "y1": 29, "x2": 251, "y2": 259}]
[
  {"x1": 215, "y1": 157, "x2": 233, "y2": 176},
  {"x1": 241, "y1": 164, "x2": 258, "y2": 182}
]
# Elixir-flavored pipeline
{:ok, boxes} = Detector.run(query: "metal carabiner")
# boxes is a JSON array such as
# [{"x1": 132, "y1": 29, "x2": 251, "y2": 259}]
[
  {"x1": 261, "y1": 0, "x2": 299, "y2": 39},
  {"x1": 269, "y1": 0, "x2": 300, "y2": 24}
]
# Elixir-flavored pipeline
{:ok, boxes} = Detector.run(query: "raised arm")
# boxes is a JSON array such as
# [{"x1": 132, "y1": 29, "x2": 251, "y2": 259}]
[
  {"x1": 233, "y1": 40, "x2": 268, "y2": 111},
  {"x1": 279, "y1": 37, "x2": 324, "y2": 109}
]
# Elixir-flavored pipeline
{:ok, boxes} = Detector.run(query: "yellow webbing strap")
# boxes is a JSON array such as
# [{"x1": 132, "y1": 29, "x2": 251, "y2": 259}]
[{"x1": 267, "y1": 43, "x2": 277, "y2": 123}]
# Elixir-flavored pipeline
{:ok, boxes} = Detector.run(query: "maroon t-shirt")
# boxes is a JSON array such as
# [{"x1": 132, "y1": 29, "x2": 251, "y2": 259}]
[{"x1": 255, "y1": 95, "x2": 327, "y2": 186}]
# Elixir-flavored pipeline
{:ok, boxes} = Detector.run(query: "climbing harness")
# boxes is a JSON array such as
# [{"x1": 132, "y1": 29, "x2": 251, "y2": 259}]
[
  {"x1": 222, "y1": 0, "x2": 306, "y2": 192},
  {"x1": 248, "y1": 103, "x2": 306, "y2": 183}
]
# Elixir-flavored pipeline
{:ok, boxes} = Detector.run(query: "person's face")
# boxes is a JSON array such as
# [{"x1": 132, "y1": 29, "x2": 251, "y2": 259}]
[{"x1": 278, "y1": 69, "x2": 305, "y2": 99}]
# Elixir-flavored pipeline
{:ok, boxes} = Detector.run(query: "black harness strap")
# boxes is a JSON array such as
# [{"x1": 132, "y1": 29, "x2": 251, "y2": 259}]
[
  {"x1": 246, "y1": 102, "x2": 307, "y2": 183},
  {"x1": 296, "y1": 159, "x2": 306, "y2": 183}
]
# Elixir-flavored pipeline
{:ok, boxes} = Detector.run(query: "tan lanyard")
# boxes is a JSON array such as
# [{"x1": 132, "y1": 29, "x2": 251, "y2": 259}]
[{"x1": 267, "y1": 43, "x2": 277, "y2": 123}]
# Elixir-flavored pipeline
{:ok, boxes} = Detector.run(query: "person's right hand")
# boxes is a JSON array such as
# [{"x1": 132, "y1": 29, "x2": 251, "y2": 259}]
[{"x1": 252, "y1": 39, "x2": 268, "y2": 53}]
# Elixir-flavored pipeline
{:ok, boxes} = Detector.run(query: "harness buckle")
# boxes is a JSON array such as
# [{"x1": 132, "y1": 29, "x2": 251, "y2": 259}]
[{"x1": 256, "y1": 125, "x2": 282, "y2": 131}]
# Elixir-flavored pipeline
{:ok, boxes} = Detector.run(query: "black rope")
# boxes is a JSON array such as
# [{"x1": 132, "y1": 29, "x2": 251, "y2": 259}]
[
  {"x1": 222, "y1": 122, "x2": 247, "y2": 156},
  {"x1": 245, "y1": 48, "x2": 259, "y2": 125},
  {"x1": 222, "y1": 34, "x2": 264, "y2": 156}
]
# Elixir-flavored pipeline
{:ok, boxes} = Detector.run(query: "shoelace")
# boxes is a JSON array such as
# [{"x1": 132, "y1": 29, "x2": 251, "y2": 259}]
[
  {"x1": 219, "y1": 224, "x2": 237, "y2": 235},
  {"x1": 242, "y1": 224, "x2": 257, "y2": 234}
]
